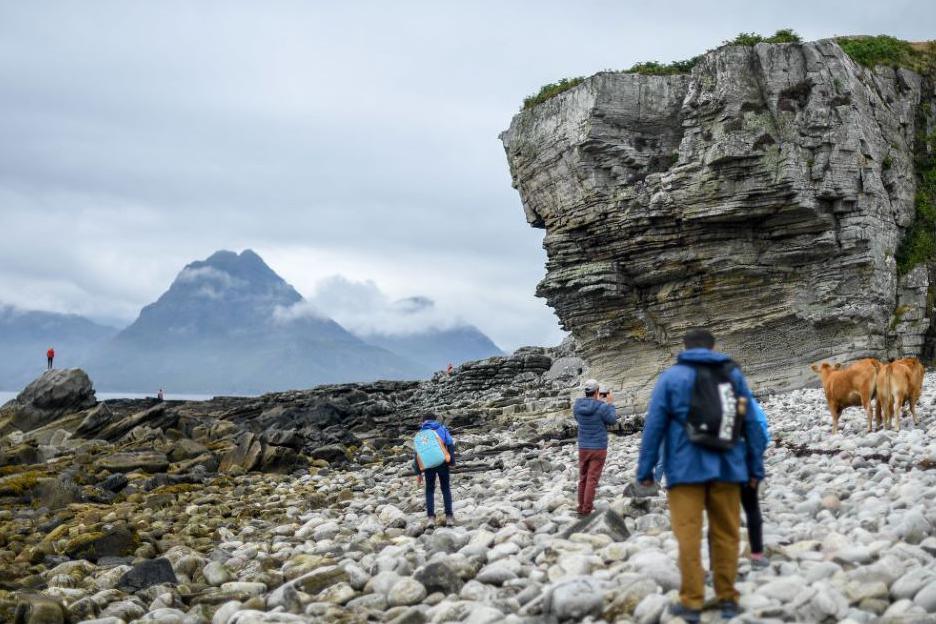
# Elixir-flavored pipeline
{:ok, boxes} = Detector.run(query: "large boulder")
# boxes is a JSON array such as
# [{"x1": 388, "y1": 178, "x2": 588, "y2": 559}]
[
  {"x1": 501, "y1": 39, "x2": 934, "y2": 406},
  {"x1": 1, "y1": 369, "x2": 96, "y2": 433}
]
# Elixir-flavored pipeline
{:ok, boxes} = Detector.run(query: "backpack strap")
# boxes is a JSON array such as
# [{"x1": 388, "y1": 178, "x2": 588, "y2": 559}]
[{"x1": 434, "y1": 431, "x2": 451, "y2": 464}]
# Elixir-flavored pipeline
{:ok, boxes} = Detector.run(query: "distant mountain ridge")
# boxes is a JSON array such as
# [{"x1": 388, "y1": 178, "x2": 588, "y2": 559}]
[
  {"x1": 362, "y1": 326, "x2": 503, "y2": 372},
  {"x1": 86, "y1": 250, "x2": 422, "y2": 393},
  {"x1": 1, "y1": 250, "x2": 503, "y2": 393}
]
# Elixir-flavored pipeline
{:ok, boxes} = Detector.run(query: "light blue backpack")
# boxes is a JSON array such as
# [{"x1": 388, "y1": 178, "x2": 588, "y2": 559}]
[{"x1": 414, "y1": 429, "x2": 449, "y2": 471}]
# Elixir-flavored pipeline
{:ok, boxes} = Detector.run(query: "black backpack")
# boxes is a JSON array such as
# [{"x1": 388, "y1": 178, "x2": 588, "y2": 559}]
[{"x1": 685, "y1": 361, "x2": 746, "y2": 451}]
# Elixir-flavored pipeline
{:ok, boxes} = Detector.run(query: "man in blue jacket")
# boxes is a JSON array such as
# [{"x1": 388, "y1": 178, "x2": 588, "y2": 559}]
[
  {"x1": 574, "y1": 379, "x2": 618, "y2": 516},
  {"x1": 636, "y1": 329, "x2": 766, "y2": 623}
]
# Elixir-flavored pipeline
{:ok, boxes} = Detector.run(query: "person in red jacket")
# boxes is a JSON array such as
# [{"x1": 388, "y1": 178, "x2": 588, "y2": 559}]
[{"x1": 46, "y1": 347, "x2": 55, "y2": 370}]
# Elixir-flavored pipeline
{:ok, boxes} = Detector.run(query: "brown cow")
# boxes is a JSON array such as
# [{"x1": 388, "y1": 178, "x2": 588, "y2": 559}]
[
  {"x1": 811, "y1": 358, "x2": 882, "y2": 434},
  {"x1": 877, "y1": 360, "x2": 912, "y2": 431},
  {"x1": 896, "y1": 356, "x2": 925, "y2": 418}
]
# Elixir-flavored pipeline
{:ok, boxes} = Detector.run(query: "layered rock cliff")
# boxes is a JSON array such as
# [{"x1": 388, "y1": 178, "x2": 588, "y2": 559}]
[{"x1": 502, "y1": 39, "x2": 936, "y2": 405}]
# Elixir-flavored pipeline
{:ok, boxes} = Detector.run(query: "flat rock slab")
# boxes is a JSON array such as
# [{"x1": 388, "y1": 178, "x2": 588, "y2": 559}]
[
  {"x1": 63, "y1": 527, "x2": 138, "y2": 562},
  {"x1": 95, "y1": 451, "x2": 170, "y2": 473}
]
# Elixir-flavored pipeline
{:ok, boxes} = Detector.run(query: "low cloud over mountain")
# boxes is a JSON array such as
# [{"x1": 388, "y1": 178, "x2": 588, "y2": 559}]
[{"x1": 2, "y1": 250, "x2": 503, "y2": 394}]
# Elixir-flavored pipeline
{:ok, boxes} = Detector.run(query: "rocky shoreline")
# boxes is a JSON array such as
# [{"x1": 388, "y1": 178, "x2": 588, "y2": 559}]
[{"x1": 3, "y1": 355, "x2": 936, "y2": 623}]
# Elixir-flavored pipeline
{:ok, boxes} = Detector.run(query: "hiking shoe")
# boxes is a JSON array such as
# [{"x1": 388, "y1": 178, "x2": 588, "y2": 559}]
[
  {"x1": 666, "y1": 602, "x2": 701, "y2": 623},
  {"x1": 719, "y1": 600, "x2": 740, "y2": 620},
  {"x1": 444, "y1": 515, "x2": 455, "y2": 526},
  {"x1": 750, "y1": 555, "x2": 770, "y2": 570}
]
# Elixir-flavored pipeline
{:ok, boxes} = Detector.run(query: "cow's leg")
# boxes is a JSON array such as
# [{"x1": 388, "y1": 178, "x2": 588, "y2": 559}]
[
  {"x1": 864, "y1": 397, "x2": 874, "y2": 433},
  {"x1": 831, "y1": 404, "x2": 840, "y2": 435},
  {"x1": 893, "y1": 396, "x2": 902, "y2": 432}
]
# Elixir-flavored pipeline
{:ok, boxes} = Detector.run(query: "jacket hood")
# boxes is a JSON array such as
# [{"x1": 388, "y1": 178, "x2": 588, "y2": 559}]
[
  {"x1": 420, "y1": 420, "x2": 445, "y2": 431},
  {"x1": 676, "y1": 348, "x2": 732, "y2": 365}
]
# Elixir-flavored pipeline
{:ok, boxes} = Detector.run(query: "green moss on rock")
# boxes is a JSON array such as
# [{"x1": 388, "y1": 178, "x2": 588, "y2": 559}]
[
  {"x1": 62, "y1": 527, "x2": 139, "y2": 562},
  {"x1": 0, "y1": 471, "x2": 43, "y2": 497},
  {"x1": 897, "y1": 129, "x2": 936, "y2": 275}
]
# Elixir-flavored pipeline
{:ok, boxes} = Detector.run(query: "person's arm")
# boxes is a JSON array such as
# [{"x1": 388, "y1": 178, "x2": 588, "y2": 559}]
[
  {"x1": 752, "y1": 396, "x2": 771, "y2": 444},
  {"x1": 636, "y1": 376, "x2": 670, "y2": 483},
  {"x1": 600, "y1": 402, "x2": 618, "y2": 426},
  {"x1": 413, "y1": 453, "x2": 421, "y2": 476}
]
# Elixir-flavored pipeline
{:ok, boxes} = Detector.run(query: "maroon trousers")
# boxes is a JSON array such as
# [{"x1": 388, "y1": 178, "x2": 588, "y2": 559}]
[{"x1": 577, "y1": 448, "x2": 607, "y2": 515}]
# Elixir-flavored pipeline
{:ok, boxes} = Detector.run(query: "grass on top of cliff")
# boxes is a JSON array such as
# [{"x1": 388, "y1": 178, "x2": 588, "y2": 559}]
[
  {"x1": 522, "y1": 29, "x2": 803, "y2": 108},
  {"x1": 522, "y1": 77, "x2": 585, "y2": 110},
  {"x1": 625, "y1": 29, "x2": 802, "y2": 76},
  {"x1": 836, "y1": 35, "x2": 936, "y2": 72}
]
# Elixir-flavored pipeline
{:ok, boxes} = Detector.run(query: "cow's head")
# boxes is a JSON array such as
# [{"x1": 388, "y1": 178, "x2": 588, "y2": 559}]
[{"x1": 810, "y1": 362, "x2": 839, "y2": 378}]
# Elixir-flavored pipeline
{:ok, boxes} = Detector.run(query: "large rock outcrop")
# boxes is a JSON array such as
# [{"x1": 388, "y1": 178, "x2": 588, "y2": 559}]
[
  {"x1": 0, "y1": 368, "x2": 96, "y2": 433},
  {"x1": 502, "y1": 39, "x2": 936, "y2": 405}
]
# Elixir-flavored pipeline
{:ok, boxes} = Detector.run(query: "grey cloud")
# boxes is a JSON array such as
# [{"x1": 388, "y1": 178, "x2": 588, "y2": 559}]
[{"x1": 303, "y1": 276, "x2": 462, "y2": 337}]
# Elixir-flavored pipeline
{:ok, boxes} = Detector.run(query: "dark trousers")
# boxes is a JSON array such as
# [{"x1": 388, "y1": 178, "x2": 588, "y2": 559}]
[
  {"x1": 424, "y1": 464, "x2": 453, "y2": 518},
  {"x1": 47, "y1": 357, "x2": 53, "y2": 370},
  {"x1": 577, "y1": 448, "x2": 607, "y2": 515},
  {"x1": 741, "y1": 482, "x2": 763, "y2": 555}
]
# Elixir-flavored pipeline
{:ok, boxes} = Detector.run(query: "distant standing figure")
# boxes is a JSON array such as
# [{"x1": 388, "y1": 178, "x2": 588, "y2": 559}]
[
  {"x1": 157, "y1": 388, "x2": 165, "y2": 402},
  {"x1": 46, "y1": 346, "x2": 55, "y2": 370},
  {"x1": 573, "y1": 379, "x2": 618, "y2": 516},
  {"x1": 447, "y1": 363, "x2": 454, "y2": 376}
]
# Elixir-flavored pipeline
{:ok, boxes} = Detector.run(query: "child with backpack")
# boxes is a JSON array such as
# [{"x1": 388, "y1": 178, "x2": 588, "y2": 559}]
[{"x1": 413, "y1": 413, "x2": 456, "y2": 526}]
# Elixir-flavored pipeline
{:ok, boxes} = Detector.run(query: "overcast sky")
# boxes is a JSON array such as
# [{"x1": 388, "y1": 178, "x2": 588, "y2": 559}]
[{"x1": 1, "y1": 1, "x2": 933, "y2": 350}]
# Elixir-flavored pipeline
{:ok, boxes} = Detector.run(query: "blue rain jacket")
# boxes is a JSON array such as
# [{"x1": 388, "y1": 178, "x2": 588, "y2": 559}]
[
  {"x1": 573, "y1": 397, "x2": 618, "y2": 450},
  {"x1": 636, "y1": 349, "x2": 767, "y2": 487}
]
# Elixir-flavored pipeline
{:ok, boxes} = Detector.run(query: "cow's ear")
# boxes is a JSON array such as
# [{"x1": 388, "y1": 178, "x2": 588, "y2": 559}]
[{"x1": 833, "y1": 363, "x2": 843, "y2": 370}]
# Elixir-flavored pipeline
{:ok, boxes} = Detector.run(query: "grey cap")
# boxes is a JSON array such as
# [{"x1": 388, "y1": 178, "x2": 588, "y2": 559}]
[{"x1": 584, "y1": 379, "x2": 600, "y2": 393}]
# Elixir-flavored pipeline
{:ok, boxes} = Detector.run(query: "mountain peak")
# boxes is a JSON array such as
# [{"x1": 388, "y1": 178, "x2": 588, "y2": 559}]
[
  {"x1": 118, "y1": 250, "x2": 305, "y2": 344},
  {"x1": 186, "y1": 249, "x2": 285, "y2": 290}
]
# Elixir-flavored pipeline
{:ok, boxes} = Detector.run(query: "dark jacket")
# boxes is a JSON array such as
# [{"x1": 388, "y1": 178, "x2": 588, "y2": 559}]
[
  {"x1": 636, "y1": 348, "x2": 767, "y2": 487},
  {"x1": 412, "y1": 420, "x2": 456, "y2": 475},
  {"x1": 573, "y1": 397, "x2": 618, "y2": 450}
]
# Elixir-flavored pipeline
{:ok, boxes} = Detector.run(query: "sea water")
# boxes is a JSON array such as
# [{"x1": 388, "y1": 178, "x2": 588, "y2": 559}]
[{"x1": 0, "y1": 391, "x2": 216, "y2": 404}]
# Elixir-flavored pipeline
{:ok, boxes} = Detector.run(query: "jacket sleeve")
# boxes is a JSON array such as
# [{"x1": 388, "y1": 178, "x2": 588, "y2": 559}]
[
  {"x1": 734, "y1": 370, "x2": 766, "y2": 481},
  {"x1": 636, "y1": 375, "x2": 670, "y2": 482},
  {"x1": 413, "y1": 452, "x2": 421, "y2": 475},
  {"x1": 601, "y1": 403, "x2": 618, "y2": 426}
]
